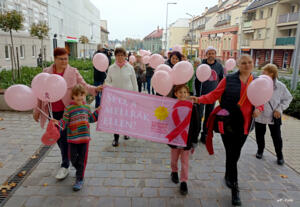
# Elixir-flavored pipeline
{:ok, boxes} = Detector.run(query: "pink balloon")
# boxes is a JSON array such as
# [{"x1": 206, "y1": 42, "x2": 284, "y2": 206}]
[
  {"x1": 149, "y1": 54, "x2": 165, "y2": 69},
  {"x1": 93, "y1": 53, "x2": 109, "y2": 72},
  {"x1": 225, "y1": 58, "x2": 236, "y2": 71},
  {"x1": 4, "y1": 84, "x2": 37, "y2": 111},
  {"x1": 196, "y1": 64, "x2": 212, "y2": 82},
  {"x1": 247, "y1": 77, "x2": 274, "y2": 107},
  {"x1": 142, "y1": 55, "x2": 150, "y2": 64},
  {"x1": 32, "y1": 73, "x2": 67, "y2": 102},
  {"x1": 151, "y1": 70, "x2": 173, "y2": 96},
  {"x1": 172, "y1": 61, "x2": 194, "y2": 85},
  {"x1": 172, "y1": 45, "x2": 182, "y2": 54},
  {"x1": 129, "y1": 55, "x2": 136, "y2": 63},
  {"x1": 154, "y1": 64, "x2": 172, "y2": 74},
  {"x1": 139, "y1": 49, "x2": 148, "y2": 56},
  {"x1": 259, "y1": 74, "x2": 273, "y2": 83}
]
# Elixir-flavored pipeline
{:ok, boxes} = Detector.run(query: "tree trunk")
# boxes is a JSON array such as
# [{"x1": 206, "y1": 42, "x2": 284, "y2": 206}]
[
  {"x1": 16, "y1": 48, "x2": 20, "y2": 79},
  {"x1": 9, "y1": 30, "x2": 16, "y2": 81},
  {"x1": 84, "y1": 43, "x2": 86, "y2": 61}
]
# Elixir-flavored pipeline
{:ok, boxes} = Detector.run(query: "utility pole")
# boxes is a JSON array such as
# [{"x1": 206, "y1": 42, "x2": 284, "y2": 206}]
[{"x1": 291, "y1": 12, "x2": 300, "y2": 90}]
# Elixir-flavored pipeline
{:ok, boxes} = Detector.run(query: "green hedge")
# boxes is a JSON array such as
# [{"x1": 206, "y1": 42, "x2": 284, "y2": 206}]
[
  {"x1": 280, "y1": 78, "x2": 300, "y2": 119},
  {"x1": 0, "y1": 60, "x2": 94, "y2": 89}
]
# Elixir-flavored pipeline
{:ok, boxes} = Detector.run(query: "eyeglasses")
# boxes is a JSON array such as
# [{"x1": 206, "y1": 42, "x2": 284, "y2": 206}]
[{"x1": 56, "y1": 57, "x2": 68, "y2": 61}]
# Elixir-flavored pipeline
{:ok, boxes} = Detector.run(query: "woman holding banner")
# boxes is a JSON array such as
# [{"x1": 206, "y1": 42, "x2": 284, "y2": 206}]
[
  {"x1": 190, "y1": 54, "x2": 263, "y2": 206},
  {"x1": 104, "y1": 47, "x2": 138, "y2": 147},
  {"x1": 33, "y1": 48, "x2": 102, "y2": 181}
]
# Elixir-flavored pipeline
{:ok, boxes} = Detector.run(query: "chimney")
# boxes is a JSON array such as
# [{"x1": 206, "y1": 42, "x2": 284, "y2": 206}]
[
  {"x1": 218, "y1": 0, "x2": 222, "y2": 7},
  {"x1": 205, "y1": 7, "x2": 208, "y2": 13},
  {"x1": 157, "y1": 26, "x2": 160, "y2": 31}
]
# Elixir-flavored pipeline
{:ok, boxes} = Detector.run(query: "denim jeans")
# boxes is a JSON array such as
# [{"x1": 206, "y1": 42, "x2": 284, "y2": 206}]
[
  {"x1": 146, "y1": 76, "x2": 154, "y2": 94},
  {"x1": 94, "y1": 80, "x2": 103, "y2": 108}
]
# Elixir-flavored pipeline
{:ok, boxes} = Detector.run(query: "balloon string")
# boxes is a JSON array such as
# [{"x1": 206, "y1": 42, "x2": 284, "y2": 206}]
[
  {"x1": 37, "y1": 107, "x2": 63, "y2": 130},
  {"x1": 48, "y1": 103, "x2": 53, "y2": 118}
]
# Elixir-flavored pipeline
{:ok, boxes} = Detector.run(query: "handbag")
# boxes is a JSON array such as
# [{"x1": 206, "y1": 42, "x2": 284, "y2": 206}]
[{"x1": 268, "y1": 102, "x2": 282, "y2": 125}]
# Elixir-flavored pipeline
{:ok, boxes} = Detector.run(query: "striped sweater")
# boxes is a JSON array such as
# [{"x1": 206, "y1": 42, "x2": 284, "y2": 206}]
[{"x1": 59, "y1": 104, "x2": 98, "y2": 144}]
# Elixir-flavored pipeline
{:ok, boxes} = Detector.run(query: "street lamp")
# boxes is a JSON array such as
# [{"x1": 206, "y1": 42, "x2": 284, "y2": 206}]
[
  {"x1": 186, "y1": 13, "x2": 195, "y2": 58},
  {"x1": 165, "y1": 2, "x2": 177, "y2": 51}
]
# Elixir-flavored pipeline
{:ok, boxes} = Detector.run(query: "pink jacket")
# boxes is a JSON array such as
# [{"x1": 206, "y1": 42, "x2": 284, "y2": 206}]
[{"x1": 33, "y1": 64, "x2": 97, "y2": 128}]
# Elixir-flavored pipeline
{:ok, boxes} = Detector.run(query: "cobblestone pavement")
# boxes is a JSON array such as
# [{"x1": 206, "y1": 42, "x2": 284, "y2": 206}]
[
  {"x1": 249, "y1": 114, "x2": 300, "y2": 173},
  {"x1": 1, "y1": 111, "x2": 300, "y2": 207}
]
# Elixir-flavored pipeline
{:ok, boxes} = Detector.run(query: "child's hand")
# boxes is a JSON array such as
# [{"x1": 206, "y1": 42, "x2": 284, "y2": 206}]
[
  {"x1": 96, "y1": 106, "x2": 102, "y2": 111},
  {"x1": 189, "y1": 96, "x2": 199, "y2": 104},
  {"x1": 52, "y1": 119, "x2": 59, "y2": 125}
]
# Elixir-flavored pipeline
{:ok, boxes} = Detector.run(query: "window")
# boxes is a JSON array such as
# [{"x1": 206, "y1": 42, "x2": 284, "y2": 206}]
[
  {"x1": 260, "y1": 10, "x2": 264, "y2": 19},
  {"x1": 5, "y1": 45, "x2": 10, "y2": 59},
  {"x1": 288, "y1": 29, "x2": 292, "y2": 36},
  {"x1": 32, "y1": 45, "x2": 36, "y2": 57},
  {"x1": 20, "y1": 45, "x2": 25, "y2": 58},
  {"x1": 28, "y1": 9, "x2": 33, "y2": 26},
  {"x1": 0, "y1": 0, "x2": 6, "y2": 13},
  {"x1": 15, "y1": 3, "x2": 21, "y2": 12},
  {"x1": 235, "y1": 17, "x2": 239, "y2": 25},
  {"x1": 266, "y1": 51, "x2": 270, "y2": 62},
  {"x1": 291, "y1": 5, "x2": 296, "y2": 13},
  {"x1": 268, "y1": 8, "x2": 273, "y2": 17},
  {"x1": 228, "y1": 38, "x2": 231, "y2": 50},
  {"x1": 257, "y1": 29, "x2": 263, "y2": 39}
]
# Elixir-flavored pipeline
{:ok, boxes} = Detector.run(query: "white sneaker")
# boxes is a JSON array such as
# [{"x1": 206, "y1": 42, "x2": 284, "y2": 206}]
[{"x1": 55, "y1": 167, "x2": 69, "y2": 180}]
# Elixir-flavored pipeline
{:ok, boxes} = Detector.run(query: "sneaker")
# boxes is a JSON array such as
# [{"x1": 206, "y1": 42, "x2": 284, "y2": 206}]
[
  {"x1": 180, "y1": 182, "x2": 188, "y2": 195},
  {"x1": 277, "y1": 158, "x2": 284, "y2": 165},
  {"x1": 55, "y1": 167, "x2": 69, "y2": 180},
  {"x1": 231, "y1": 182, "x2": 241, "y2": 206},
  {"x1": 73, "y1": 180, "x2": 84, "y2": 191},
  {"x1": 124, "y1": 136, "x2": 130, "y2": 140},
  {"x1": 256, "y1": 152, "x2": 263, "y2": 159},
  {"x1": 112, "y1": 140, "x2": 119, "y2": 147},
  {"x1": 170, "y1": 172, "x2": 179, "y2": 184}
]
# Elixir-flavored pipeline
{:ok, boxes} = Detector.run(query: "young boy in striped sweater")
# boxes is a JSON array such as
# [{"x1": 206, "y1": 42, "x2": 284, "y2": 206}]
[{"x1": 53, "y1": 84, "x2": 101, "y2": 191}]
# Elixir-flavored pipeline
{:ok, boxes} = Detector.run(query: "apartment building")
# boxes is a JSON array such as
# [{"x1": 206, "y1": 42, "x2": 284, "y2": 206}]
[
  {"x1": 241, "y1": 0, "x2": 299, "y2": 69},
  {"x1": 167, "y1": 18, "x2": 189, "y2": 53},
  {"x1": 0, "y1": 0, "x2": 50, "y2": 69},
  {"x1": 143, "y1": 27, "x2": 163, "y2": 53}
]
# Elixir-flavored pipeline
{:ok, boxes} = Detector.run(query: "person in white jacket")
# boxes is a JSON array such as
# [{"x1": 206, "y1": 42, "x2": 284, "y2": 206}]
[
  {"x1": 254, "y1": 64, "x2": 293, "y2": 165},
  {"x1": 104, "y1": 47, "x2": 138, "y2": 147}
]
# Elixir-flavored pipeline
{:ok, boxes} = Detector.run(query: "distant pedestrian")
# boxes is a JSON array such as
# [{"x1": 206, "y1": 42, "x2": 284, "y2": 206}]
[
  {"x1": 104, "y1": 47, "x2": 138, "y2": 147},
  {"x1": 133, "y1": 54, "x2": 146, "y2": 92},
  {"x1": 194, "y1": 46, "x2": 224, "y2": 144},
  {"x1": 145, "y1": 63, "x2": 155, "y2": 94},
  {"x1": 93, "y1": 44, "x2": 112, "y2": 108},
  {"x1": 53, "y1": 84, "x2": 100, "y2": 191},
  {"x1": 254, "y1": 64, "x2": 293, "y2": 165},
  {"x1": 169, "y1": 84, "x2": 199, "y2": 195}
]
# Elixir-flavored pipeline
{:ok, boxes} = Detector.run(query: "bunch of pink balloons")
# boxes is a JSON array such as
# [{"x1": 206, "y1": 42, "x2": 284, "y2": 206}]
[
  {"x1": 129, "y1": 55, "x2": 136, "y2": 64},
  {"x1": 4, "y1": 84, "x2": 38, "y2": 111},
  {"x1": 149, "y1": 54, "x2": 165, "y2": 69},
  {"x1": 225, "y1": 58, "x2": 236, "y2": 72},
  {"x1": 196, "y1": 64, "x2": 212, "y2": 82},
  {"x1": 31, "y1": 73, "x2": 67, "y2": 102},
  {"x1": 247, "y1": 76, "x2": 274, "y2": 107},
  {"x1": 93, "y1": 53, "x2": 109, "y2": 72},
  {"x1": 139, "y1": 49, "x2": 151, "y2": 57},
  {"x1": 142, "y1": 55, "x2": 150, "y2": 64}
]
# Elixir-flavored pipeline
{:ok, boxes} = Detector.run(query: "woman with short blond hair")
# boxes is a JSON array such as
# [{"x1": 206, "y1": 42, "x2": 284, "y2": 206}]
[{"x1": 254, "y1": 63, "x2": 293, "y2": 165}]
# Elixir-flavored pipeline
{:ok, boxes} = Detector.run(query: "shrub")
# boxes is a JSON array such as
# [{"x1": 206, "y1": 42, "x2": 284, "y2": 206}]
[{"x1": 280, "y1": 78, "x2": 300, "y2": 119}]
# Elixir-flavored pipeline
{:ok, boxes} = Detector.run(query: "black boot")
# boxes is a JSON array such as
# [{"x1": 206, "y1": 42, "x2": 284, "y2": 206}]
[
  {"x1": 231, "y1": 182, "x2": 241, "y2": 206},
  {"x1": 224, "y1": 175, "x2": 233, "y2": 189},
  {"x1": 124, "y1": 135, "x2": 130, "y2": 140},
  {"x1": 277, "y1": 155, "x2": 284, "y2": 165},
  {"x1": 112, "y1": 134, "x2": 119, "y2": 147},
  {"x1": 200, "y1": 133, "x2": 206, "y2": 144},
  {"x1": 180, "y1": 182, "x2": 188, "y2": 195},
  {"x1": 170, "y1": 172, "x2": 179, "y2": 184}
]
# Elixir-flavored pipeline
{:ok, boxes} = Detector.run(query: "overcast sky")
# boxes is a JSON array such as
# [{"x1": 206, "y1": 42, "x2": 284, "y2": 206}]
[{"x1": 90, "y1": 0, "x2": 218, "y2": 40}]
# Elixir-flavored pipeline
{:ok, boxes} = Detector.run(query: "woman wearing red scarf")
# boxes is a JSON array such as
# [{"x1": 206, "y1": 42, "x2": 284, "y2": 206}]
[
  {"x1": 104, "y1": 47, "x2": 138, "y2": 147},
  {"x1": 191, "y1": 54, "x2": 263, "y2": 206}
]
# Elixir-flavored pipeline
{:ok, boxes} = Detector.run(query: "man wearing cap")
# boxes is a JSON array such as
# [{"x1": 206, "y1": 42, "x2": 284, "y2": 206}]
[{"x1": 195, "y1": 46, "x2": 224, "y2": 144}]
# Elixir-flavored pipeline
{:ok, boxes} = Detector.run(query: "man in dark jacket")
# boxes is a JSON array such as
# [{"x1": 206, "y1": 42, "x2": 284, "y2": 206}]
[
  {"x1": 194, "y1": 46, "x2": 224, "y2": 144},
  {"x1": 93, "y1": 44, "x2": 112, "y2": 108}
]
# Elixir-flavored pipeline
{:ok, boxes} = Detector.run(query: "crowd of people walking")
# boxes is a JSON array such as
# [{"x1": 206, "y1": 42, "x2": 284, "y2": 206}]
[{"x1": 32, "y1": 44, "x2": 293, "y2": 206}]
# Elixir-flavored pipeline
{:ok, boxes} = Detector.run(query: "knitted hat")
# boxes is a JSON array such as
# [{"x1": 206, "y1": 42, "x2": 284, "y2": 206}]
[{"x1": 205, "y1": 46, "x2": 217, "y2": 54}]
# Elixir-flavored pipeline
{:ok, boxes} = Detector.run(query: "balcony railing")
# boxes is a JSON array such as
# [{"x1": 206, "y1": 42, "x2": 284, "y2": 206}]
[
  {"x1": 215, "y1": 16, "x2": 231, "y2": 27},
  {"x1": 278, "y1": 12, "x2": 299, "y2": 24},
  {"x1": 243, "y1": 21, "x2": 252, "y2": 28},
  {"x1": 242, "y1": 39, "x2": 250, "y2": 46},
  {"x1": 275, "y1": 36, "x2": 296, "y2": 46}
]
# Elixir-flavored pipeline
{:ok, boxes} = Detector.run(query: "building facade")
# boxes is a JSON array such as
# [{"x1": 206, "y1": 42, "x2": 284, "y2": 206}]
[
  {"x1": 143, "y1": 27, "x2": 163, "y2": 53},
  {"x1": 100, "y1": 20, "x2": 109, "y2": 46},
  {"x1": 0, "y1": 0, "x2": 50, "y2": 69},
  {"x1": 47, "y1": 0, "x2": 101, "y2": 59},
  {"x1": 241, "y1": 0, "x2": 299, "y2": 69},
  {"x1": 166, "y1": 18, "x2": 189, "y2": 54}
]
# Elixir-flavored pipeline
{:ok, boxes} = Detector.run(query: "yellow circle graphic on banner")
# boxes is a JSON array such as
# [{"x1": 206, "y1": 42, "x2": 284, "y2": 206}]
[{"x1": 154, "y1": 106, "x2": 169, "y2": 121}]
